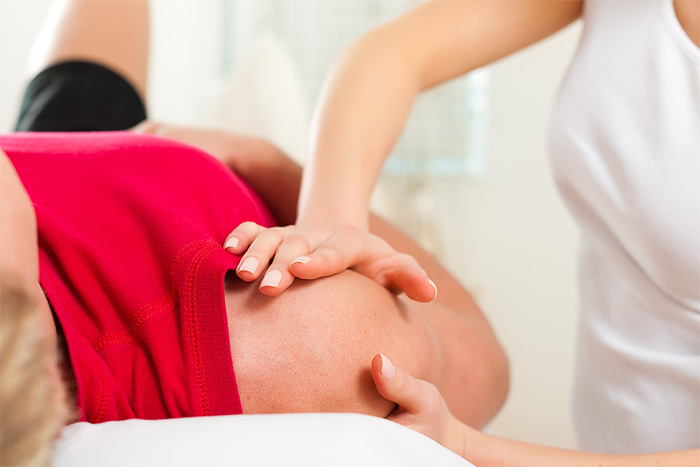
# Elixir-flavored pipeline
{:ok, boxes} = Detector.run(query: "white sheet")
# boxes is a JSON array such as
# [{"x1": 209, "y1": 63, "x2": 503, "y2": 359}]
[{"x1": 51, "y1": 412, "x2": 473, "y2": 467}]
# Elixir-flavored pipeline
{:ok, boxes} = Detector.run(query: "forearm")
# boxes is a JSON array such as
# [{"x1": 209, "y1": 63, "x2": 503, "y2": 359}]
[
  {"x1": 462, "y1": 428, "x2": 700, "y2": 467},
  {"x1": 299, "y1": 27, "x2": 423, "y2": 230},
  {"x1": 236, "y1": 145, "x2": 483, "y2": 312},
  {"x1": 0, "y1": 149, "x2": 40, "y2": 292},
  {"x1": 299, "y1": 0, "x2": 583, "y2": 230}
]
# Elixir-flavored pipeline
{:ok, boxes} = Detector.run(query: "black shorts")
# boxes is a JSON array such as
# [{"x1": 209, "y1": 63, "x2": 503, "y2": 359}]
[{"x1": 15, "y1": 61, "x2": 147, "y2": 132}]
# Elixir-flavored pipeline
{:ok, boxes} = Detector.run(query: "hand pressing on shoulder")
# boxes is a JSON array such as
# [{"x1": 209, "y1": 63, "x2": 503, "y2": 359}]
[
  {"x1": 131, "y1": 122, "x2": 438, "y2": 302},
  {"x1": 223, "y1": 221, "x2": 438, "y2": 303}
]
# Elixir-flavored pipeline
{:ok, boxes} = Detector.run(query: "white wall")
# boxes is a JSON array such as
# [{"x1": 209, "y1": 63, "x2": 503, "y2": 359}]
[
  {"x1": 0, "y1": 0, "x2": 53, "y2": 131},
  {"x1": 451, "y1": 23, "x2": 583, "y2": 448},
  {"x1": 0, "y1": 0, "x2": 583, "y2": 451},
  {"x1": 147, "y1": 0, "x2": 222, "y2": 126},
  {"x1": 0, "y1": 0, "x2": 222, "y2": 131}
]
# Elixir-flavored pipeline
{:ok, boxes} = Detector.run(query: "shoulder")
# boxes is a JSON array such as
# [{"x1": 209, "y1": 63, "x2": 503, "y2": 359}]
[{"x1": 224, "y1": 270, "x2": 437, "y2": 415}]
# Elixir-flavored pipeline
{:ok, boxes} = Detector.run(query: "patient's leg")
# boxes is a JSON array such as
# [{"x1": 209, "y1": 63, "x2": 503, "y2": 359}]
[{"x1": 27, "y1": 0, "x2": 149, "y2": 98}]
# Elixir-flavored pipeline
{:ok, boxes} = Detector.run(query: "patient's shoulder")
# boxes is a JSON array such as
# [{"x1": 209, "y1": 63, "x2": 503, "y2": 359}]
[{"x1": 224, "y1": 270, "x2": 437, "y2": 416}]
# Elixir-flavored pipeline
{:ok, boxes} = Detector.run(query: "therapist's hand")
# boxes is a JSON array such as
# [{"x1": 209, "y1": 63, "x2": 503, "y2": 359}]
[
  {"x1": 370, "y1": 353, "x2": 469, "y2": 457},
  {"x1": 223, "y1": 222, "x2": 438, "y2": 302}
]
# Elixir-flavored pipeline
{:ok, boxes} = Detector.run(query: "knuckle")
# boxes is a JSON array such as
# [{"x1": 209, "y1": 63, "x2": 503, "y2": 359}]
[
  {"x1": 319, "y1": 243, "x2": 347, "y2": 263},
  {"x1": 424, "y1": 382, "x2": 441, "y2": 402},
  {"x1": 238, "y1": 221, "x2": 258, "y2": 230},
  {"x1": 396, "y1": 252, "x2": 416, "y2": 265},
  {"x1": 395, "y1": 374, "x2": 414, "y2": 397},
  {"x1": 235, "y1": 222, "x2": 262, "y2": 237},
  {"x1": 281, "y1": 233, "x2": 311, "y2": 250},
  {"x1": 337, "y1": 223, "x2": 361, "y2": 235},
  {"x1": 259, "y1": 227, "x2": 285, "y2": 242}
]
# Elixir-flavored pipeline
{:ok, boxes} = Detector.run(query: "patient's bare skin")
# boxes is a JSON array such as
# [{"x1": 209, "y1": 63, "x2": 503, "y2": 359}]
[
  {"x1": 226, "y1": 270, "x2": 435, "y2": 417},
  {"x1": 226, "y1": 264, "x2": 508, "y2": 428}
]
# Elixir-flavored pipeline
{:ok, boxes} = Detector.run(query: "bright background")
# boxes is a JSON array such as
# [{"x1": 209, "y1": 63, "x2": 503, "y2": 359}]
[{"x1": 0, "y1": 0, "x2": 582, "y2": 450}]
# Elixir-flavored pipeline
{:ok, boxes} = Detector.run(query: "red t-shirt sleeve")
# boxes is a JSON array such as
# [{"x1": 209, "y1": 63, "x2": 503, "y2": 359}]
[{"x1": 1, "y1": 131, "x2": 276, "y2": 422}]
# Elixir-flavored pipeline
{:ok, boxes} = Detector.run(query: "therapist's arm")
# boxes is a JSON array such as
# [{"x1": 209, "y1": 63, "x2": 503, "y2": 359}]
[
  {"x1": 136, "y1": 2, "x2": 584, "y2": 298},
  {"x1": 300, "y1": 0, "x2": 583, "y2": 230},
  {"x1": 232, "y1": 0, "x2": 583, "y2": 294},
  {"x1": 371, "y1": 354, "x2": 700, "y2": 467}
]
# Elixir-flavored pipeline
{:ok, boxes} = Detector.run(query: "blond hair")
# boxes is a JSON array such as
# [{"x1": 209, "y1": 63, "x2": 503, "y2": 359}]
[{"x1": 0, "y1": 276, "x2": 64, "y2": 466}]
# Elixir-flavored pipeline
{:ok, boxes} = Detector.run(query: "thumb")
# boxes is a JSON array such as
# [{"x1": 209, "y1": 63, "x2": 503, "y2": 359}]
[
  {"x1": 393, "y1": 264, "x2": 438, "y2": 303},
  {"x1": 371, "y1": 354, "x2": 470, "y2": 458},
  {"x1": 371, "y1": 354, "x2": 435, "y2": 414}
]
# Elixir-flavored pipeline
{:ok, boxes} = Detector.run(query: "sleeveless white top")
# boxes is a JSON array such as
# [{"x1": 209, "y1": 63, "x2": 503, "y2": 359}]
[{"x1": 548, "y1": 0, "x2": 700, "y2": 454}]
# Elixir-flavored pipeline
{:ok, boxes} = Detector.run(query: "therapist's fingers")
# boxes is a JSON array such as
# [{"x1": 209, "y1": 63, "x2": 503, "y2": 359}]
[
  {"x1": 287, "y1": 225, "x2": 366, "y2": 277},
  {"x1": 371, "y1": 354, "x2": 470, "y2": 456},
  {"x1": 223, "y1": 221, "x2": 266, "y2": 255},
  {"x1": 234, "y1": 225, "x2": 294, "y2": 283},
  {"x1": 355, "y1": 252, "x2": 437, "y2": 303},
  {"x1": 290, "y1": 233, "x2": 438, "y2": 303},
  {"x1": 255, "y1": 228, "x2": 328, "y2": 296},
  {"x1": 371, "y1": 353, "x2": 459, "y2": 451},
  {"x1": 371, "y1": 354, "x2": 442, "y2": 417},
  {"x1": 225, "y1": 222, "x2": 439, "y2": 301}
]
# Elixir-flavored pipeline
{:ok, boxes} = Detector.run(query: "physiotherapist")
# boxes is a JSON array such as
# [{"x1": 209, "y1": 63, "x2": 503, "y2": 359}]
[{"x1": 228, "y1": 0, "x2": 700, "y2": 454}]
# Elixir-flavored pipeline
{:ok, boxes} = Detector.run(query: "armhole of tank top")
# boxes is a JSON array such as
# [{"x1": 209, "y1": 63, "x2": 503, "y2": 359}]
[{"x1": 659, "y1": 0, "x2": 700, "y2": 65}]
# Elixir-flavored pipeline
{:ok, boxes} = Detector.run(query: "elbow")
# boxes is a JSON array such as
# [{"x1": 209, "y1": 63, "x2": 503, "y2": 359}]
[
  {"x1": 459, "y1": 329, "x2": 510, "y2": 430},
  {"x1": 480, "y1": 339, "x2": 510, "y2": 429},
  {"x1": 439, "y1": 315, "x2": 511, "y2": 430}
]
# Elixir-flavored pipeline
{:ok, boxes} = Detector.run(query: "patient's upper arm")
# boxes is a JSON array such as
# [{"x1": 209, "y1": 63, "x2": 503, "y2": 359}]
[{"x1": 225, "y1": 268, "x2": 508, "y2": 428}]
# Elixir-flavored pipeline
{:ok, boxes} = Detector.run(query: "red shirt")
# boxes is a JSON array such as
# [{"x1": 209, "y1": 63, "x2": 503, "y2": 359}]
[{"x1": 1, "y1": 132, "x2": 275, "y2": 423}]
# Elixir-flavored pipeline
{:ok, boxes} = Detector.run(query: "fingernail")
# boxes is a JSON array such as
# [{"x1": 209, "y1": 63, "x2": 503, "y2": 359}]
[
  {"x1": 224, "y1": 237, "x2": 239, "y2": 250},
  {"x1": 380, "y1": 354, "x2": 396, "y2": 380},
  {"x1": 428, "y1": 279, "x2": 438, "y2": 301},
  {"x1": 291, "y1": 256, "x2": 311, "y2": 266},
  {"x1": 239, "y1": 257, "x2": 259, "y2": 274},
  {"x1": 261, "y1": 269, "x2": 282, "y2": 288}
]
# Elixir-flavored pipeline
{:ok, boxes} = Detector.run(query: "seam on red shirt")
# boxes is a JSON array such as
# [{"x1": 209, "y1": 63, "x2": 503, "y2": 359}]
[
  {"x1": 90, "y1": 240, "x2": 212, "y2": 352},
  {"x1": 91, "y1": 291, "x2": 176, "y2": 351},
  {"x1": 40, "y1": 262, "x2": 110, "y2": 423},
  {"x1": 186, "y1": 242, "x2": 220, "y2": 417},
  {"x1": 93, "y1": 371, "x2": 110, "y2": 423}
]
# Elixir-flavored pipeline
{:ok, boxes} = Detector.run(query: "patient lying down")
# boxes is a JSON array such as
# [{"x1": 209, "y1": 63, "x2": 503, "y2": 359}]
[{"x1": 0, "y1": 127, "x2": 508, "y2": 464}]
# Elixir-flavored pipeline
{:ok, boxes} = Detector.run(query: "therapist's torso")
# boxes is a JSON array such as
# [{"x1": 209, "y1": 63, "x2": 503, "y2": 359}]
[{"x1": 548, "y1": 0, "x2": 700, "y2": 454}]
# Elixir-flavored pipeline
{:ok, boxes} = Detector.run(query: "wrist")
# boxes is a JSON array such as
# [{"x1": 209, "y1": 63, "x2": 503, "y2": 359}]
[
  {"x1": 296, "y1": 192, "x2": 370, "y2": 231},
  {"x1": 461, "y1": 424, "x2": 498, "y2": 465},
  {"x1": 442, "y1": 414, "x2": 474, "y2": 461},
  {"x1": 297, "y1": 211, "x2": 369, "y2": 232}
]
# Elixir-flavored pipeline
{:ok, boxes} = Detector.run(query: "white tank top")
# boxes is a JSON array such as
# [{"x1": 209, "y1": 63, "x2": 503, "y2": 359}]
[{"x1": 548, "y1": 0, "x2": 700, "y2": 454}]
